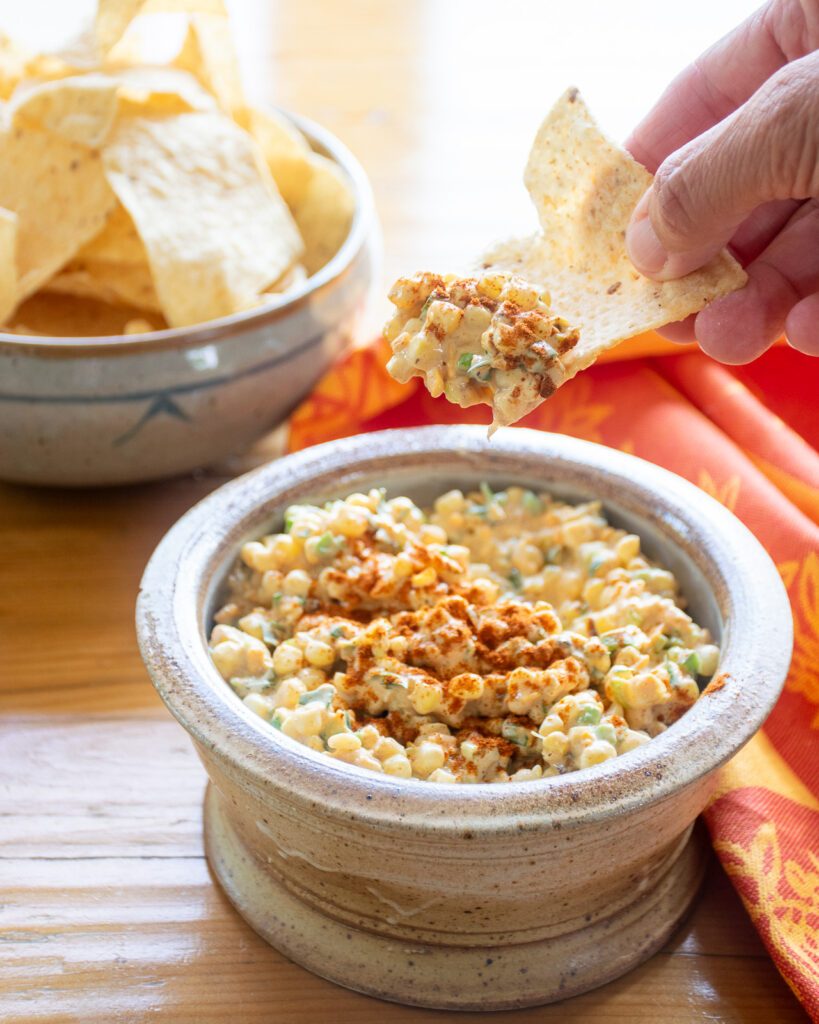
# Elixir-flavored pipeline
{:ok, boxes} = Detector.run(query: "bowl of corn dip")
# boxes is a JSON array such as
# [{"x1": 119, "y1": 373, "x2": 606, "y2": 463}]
[
  {"x1": 138, "y1": 426, "x2": 791, "y2": 1011},
  {"x1": 209, "y1": 484, "x2": 719, "y2": 783}
]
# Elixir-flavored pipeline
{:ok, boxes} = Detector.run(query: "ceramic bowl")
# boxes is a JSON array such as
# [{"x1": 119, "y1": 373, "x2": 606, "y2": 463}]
[
  {"x1": 136, "y1": 426, "x2": 792, "y2": 1011},
  {"x1": 0, "y1": 115, "x2": 376, "y2": 487}
]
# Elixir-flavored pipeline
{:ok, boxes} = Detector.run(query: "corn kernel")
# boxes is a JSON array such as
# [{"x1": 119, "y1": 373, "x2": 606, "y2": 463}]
[
  {"x1": 411, "y1": 566, "x2": 437, "y2": 588},
  {"x1": 410, "y1": 681, "x2": 441, "y2": 715},
  {"x1": 273, "y1": 642, "x2": 304, "y2": 676},
  {"x1": 332, "y1": 506, "x2": 370, "y2": 538},
  {"x1": 272, "y1": 677, "x2": 305, "y2": 709},
  {"x1": 374, "y1": 736, "x2": 404, "y2": 761},
  {"x1": 393, "y1": 552, "x2": 415, "y2": 578},
  {"x1": 382, "y1": 754, "x2": 413, "y2": 778},
  {"x1": 409, "y1": 740, "x2": 445, "y2": 778},
  {"x1": 328, "y1": 733, "x2": 362, "y2": 753},
  {"x1": 579, "y1": 740, "x2": 617, "y2": 769},
  {"x1": 477, "y1": 274, "x2": 505, "y2": 299},
  {"x1": 304, "y1": 639, "x2": 335, "y2": 668},
  {"x1": 300, "y1": 668, "x2": 329, "y2": 691},
  {"x1": 541, "y1": 730, "x2": 569, "y2": 765},
  {"x1": 282, "y1": 569, "x2": 311, "y2": 597},
  {"x1": 243, "y1": 692, "x2": 273, "y2": 719},
  {"x1": 616, "y1": 534, "x2": 640, "y2": 564},
  {"x1": 354, "y1": 752, "x2": 383, "y2": 773},
  {"x1": 512, "y1": 542, "x2": 544, "y2": 575},
  {"x1": 358, "y1": 725, "x2": 381, "y2": 750}
]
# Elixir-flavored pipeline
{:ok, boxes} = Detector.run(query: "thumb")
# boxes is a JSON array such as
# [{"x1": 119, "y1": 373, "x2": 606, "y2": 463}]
[{"x1": 626, "y1": 51, "x2": 819, "y2": 280}]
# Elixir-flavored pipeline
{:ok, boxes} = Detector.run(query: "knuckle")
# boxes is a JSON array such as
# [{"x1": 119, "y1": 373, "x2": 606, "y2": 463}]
[
  {"x1": 651, "y1": 158, "x2": 703, "y2": 248},
  {"x1": 757, "y1": 55, "x2": 819, "y2": 198}
]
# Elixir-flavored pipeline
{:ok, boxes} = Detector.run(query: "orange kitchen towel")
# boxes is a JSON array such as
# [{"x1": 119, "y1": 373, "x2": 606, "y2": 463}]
[{"x1": 286, "y1": 336, "x2": 819, "y2": 1020}]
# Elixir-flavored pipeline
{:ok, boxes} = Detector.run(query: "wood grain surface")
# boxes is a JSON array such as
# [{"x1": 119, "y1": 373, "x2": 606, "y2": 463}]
[{"x1": 0, "y1": 0, "x2": 808, "y2": 1021}]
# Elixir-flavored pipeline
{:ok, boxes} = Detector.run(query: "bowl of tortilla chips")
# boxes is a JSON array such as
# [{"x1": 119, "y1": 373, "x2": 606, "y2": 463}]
[{"x1": 0, "y1": 2, "x2": 376, "y2": 486}]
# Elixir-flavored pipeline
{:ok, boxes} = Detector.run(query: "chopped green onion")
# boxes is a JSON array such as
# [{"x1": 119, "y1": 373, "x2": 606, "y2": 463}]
[
  {"x1": 330, "y1": 625, "x2": 345, "y2": 639},
  {"x1": 508, "y1": 567, "x2": 523, "y2": 590},
  {"x1": 270, "y1": 711, "x2": 285, "y2": 730},
  {"x1": 283, "y1": 512, "x2": 295, "y2": 533},
  {"x1": 595, "y1": 722, "x2": 617, "y2": 745},
  {"x1": 316, "y1": 531, "x2": 341, "y2": 557},
  {"x1": 480, "y1": 482, "x2": 494, "y2": 504},
  {"x1": 298, "y1": 683, "x2": 335, "y2": 707},
  {"x1": 466, "y1": 355, "x2": 493, "y2": 381},
  {"x1": 521, "y1": 490, "x2": 543, "y2": 516},
  {"x1": 466, "y1": 503, "x2": 488, "y2": 517},
  {"x1": 665, "y1": 659, "x2": 684, "y2": 688},
  {"x1": 589, "y1": 554, "x2": 607, "y2": 575},
  {"x1": 261, "y1": 621, "x2": 284, "y2": 647},
  {"x1": 684, "y1": 652, "x2": 701, "y2": 675},
  {"x1": 610, "y1": 678, "x2": 630, "y2": 707},
  {"x1": 545, "y1": 544, "x2": 562, "y2": 564},
  {"x1": 576, "y1": 706, "x2": 602, "y2": 726},
  {"x1": 502, "y1": 721, "x2": 530, "y2": 747},
  {"x1": 457, "y1": 352, "x2": 475, "y2": 371},
  {"x1": 420, "y1": 292, "x2": 443, "y2": 319},
  {"x1": 601, "y1": 635, "x2": 619, "y2": 654}
]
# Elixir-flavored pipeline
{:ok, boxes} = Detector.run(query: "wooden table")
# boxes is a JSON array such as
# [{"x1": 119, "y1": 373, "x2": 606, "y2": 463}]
[{"x1": 0, "y1": 1, "x2": 809, "y2": 1020}]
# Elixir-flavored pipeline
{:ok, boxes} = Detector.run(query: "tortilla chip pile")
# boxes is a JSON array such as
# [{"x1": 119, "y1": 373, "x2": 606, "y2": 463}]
[{"x1": 0, "y1": 0, "x2": 355, "y2": 336}]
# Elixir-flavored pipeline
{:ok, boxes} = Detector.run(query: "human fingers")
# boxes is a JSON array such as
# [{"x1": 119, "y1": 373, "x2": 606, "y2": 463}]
[
  {"x1": 785, "y1": 292, "x2": 819, "y2": 355},
  {"x1": 626, "y1": 0, "x2": 818, "y2": 171},
  {"x1": 694, "y1": 199, "x2": 819, "y2": 363},
  {"x1": 654, "y1": 316, "x2": 697, "y2": 344},
  {"x1": 626, "y1": 51, "x2": 819, "y2": 281}
]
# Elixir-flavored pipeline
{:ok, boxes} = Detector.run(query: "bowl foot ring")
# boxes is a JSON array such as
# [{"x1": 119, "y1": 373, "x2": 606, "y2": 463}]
[{"x1": 203, "y1": 783, "x2": 709, "y2": 1011}]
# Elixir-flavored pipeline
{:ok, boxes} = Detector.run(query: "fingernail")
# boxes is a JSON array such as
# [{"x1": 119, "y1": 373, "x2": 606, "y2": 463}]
[{"x1": 626, "y1": 202, "x2": 669, "y2": 277}]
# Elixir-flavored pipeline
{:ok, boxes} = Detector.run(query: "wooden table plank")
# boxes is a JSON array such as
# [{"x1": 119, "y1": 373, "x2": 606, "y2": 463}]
[{"x1": 0, "y1": 0, "x2": 809, "y2": 1020}]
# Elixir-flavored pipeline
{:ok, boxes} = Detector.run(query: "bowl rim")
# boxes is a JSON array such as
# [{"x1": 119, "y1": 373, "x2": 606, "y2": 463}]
[
  {"x1": 136, "y1": 426, "x2": 793, "y2": 832},
  {"x1": 0, "y1": 111, "x2": 374, "y2": 358}
]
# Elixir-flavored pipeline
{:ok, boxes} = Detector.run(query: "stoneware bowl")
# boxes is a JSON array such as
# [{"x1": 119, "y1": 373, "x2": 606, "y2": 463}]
[
  {"x1": 136, "y1": 426, "x2": 792, "y2": 1011},
  {"x1": 0, "y1": 115, "x2": 375, "y2": 488}
]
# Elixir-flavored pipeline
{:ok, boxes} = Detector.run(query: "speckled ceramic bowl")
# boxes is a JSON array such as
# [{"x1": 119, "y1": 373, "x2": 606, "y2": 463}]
[
  {"x1": 136, "y1": 426, "x2": 792, "y2": 1010},
  {"x1": 0, "y1": 115, "x2": 375, "y2": 487}
]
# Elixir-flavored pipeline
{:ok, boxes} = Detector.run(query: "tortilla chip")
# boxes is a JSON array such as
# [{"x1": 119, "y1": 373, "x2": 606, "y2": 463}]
[
  {"x1": 8, "y1": 74, "x2": 119, "y2": 147},
  {"x1": 8, "y1": 290, "x2": 166, "y2": 336},
  {"x1": 482, "y1": 88, "x2": 746, "y2": 381},
  {"x1": 0, "y1": 32, "x2": 29, "y2": 99},
  {"x1": 0, "y1": 207, "x2": 18, "y2": 323},
  {"x1": 102, "y1": 111, "x2": 303, "y2": 326},
  {"x1": 263, "y1": 262, "x2": 307, "y2": 295},
  {"x1": 46, "y1": 258, "x2": 161, "y2": 312},
  {"x1": 111, "y1": 65, "x2": 217, "y2": 114},
  {"x1": 77, "y1": 201, "x2": 147, "y2": 264},
  {"x1": 173, "y1": 10, "x2": 244, "y2": 113},
  {"x1": 290, "y1": 154, "x2": 355, "y2": 274},
  {"x1": 239, "y1": 106, "x2": 313, "y2": 208},
  {"x1": 0, "y1": 128, "x2": 116, "y2": 305},
  {"x1": 95, "y1": 0, "x2": 226, "y2": 58}
]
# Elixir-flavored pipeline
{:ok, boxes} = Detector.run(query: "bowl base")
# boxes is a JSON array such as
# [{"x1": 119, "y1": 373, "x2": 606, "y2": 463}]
[{"x1": 203, "y1": 783, "x2": 709, "y2": 1011}]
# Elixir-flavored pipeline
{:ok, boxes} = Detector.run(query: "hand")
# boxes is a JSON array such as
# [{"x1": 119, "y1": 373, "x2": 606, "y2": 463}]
[{"x1": 625, "y1": 0, "x2": 819, "y2": 363}]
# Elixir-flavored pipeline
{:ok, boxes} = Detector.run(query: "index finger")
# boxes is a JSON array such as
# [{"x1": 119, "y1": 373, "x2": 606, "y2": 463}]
[{"x1": 625, "y1": 0, "x2": 809, "y2": 171}]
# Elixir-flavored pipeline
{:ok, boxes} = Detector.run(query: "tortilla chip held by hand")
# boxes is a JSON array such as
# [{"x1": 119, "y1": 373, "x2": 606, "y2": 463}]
[{"x1": 385, "y1": 88, "x2": 747, "y2": 430}]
